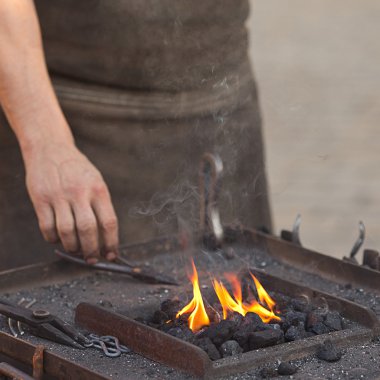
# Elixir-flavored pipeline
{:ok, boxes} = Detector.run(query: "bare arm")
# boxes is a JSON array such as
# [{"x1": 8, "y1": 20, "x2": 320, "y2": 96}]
[{"x1": 0, "y1": 0, "x2": 118, "y2": 263}]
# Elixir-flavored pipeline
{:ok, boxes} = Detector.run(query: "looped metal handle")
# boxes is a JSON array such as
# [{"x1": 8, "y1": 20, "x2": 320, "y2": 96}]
[{"x1": 199, "y1": 153, "x2": 224, "y2": 245}]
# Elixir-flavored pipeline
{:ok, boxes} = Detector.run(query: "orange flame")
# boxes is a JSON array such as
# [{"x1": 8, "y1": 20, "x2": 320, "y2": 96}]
[
  {"x1": 176, "y1": 262, "x2": 280, "y2": 331},
  {"x1": 176, "y1": 260, "x2": 210, "y2": 332},
  {"x1": 212, "y1": 273, "x2": 281, "y2": 323},
  {"x1": 250, "y1": 273, "x2": 276, "y2": 312},
  {"x1": 212, "y1": 278, "x2": 245, "y2": 319}
]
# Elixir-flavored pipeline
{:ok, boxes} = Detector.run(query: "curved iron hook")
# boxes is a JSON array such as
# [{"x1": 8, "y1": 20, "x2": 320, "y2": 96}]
[
  {"x1": 292, "y1": 214, "x2": 302, "y2": 246},
  {"x1": 199, "y1": 153, "x2": 224, "y2": 245},
  {"x1": 349, "y1": 221, "x2": 366, "y2": 259}
]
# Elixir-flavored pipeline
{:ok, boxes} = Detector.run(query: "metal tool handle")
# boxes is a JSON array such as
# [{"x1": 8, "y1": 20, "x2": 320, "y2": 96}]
[{"x1": 199, "y1": 153, "x2": 224, "y2": 246}]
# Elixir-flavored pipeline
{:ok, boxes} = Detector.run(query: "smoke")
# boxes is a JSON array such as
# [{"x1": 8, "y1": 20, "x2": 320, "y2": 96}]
[{"x1": 128, "y1": 178, "x2": 200, "y2": 233}]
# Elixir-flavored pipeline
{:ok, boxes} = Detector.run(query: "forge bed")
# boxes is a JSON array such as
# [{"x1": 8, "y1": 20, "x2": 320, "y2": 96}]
[{"x1": 1, "y1": 230, "x2": 380, "y2": 380}]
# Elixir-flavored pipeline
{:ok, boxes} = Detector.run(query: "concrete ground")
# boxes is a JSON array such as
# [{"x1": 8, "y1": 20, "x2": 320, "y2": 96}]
[{"x1": 248, "y1": 0, "x2": 380, "y2": 259}]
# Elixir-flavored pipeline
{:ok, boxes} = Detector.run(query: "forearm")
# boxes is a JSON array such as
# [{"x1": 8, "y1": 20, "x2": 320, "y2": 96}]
[{"x1": 0, "y1": 0, "x2": 73, "y2": 160}]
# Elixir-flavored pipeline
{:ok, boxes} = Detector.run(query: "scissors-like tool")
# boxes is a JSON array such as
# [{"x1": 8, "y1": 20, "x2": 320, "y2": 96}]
[
  {"x1": 55, "y1": 249, "x2": 178, "y2": 286},
  {"x1": 0, "y1": 300, "x2": 87, "y2": 348}
]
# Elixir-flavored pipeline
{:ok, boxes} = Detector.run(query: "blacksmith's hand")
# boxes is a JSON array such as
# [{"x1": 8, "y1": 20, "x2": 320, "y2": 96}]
[{"x1": 25, "y1": 142, "x2": 119, "y2": 264}]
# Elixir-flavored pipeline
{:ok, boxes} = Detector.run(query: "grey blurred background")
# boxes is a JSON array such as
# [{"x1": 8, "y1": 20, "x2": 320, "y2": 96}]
[{"x1": 248, "y1": 0, "x2": 380, "y2": 258}]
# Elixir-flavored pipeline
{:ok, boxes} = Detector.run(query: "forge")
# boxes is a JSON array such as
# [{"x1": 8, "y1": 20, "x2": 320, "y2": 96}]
[
  {"x1": 0, "y1": 226, "x2": 379, "y2": 380},
  {"x1": 0, "y1": 155, "x2": 379, "y2": 379}
]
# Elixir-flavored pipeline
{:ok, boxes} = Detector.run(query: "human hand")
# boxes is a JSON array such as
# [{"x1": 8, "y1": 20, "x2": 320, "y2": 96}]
[{"x1": 24, "y1": 141, "x2": 119, "y2": 263}]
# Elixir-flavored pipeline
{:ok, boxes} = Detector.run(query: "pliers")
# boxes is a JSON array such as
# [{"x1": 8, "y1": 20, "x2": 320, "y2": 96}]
[
  {"x1": 55, "y1": 249, "x2": 178, "y2": 286},
  {"x1": 0, "y1": 300, "x2": 87, "y2": 348}
]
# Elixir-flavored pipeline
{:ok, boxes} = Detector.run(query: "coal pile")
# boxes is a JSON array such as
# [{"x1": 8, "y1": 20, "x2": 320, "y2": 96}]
[{"x1": 141, "y1": 294, "x2": 350, "y2": 361}]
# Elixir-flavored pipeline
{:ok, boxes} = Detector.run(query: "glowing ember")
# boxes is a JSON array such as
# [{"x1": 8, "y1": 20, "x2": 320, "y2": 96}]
[
  {"x1": 176, "y1": 260, "x2": 210, "y2": 332},
  {"x1": 177, "y1": 261, "x2": 281, "y2": 332}
]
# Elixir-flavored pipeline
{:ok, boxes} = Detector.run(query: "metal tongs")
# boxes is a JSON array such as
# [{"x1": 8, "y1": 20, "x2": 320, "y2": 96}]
[
  {"x1": 55, "y1": 249, "x2": 178, "y2": 286},
  {"x1": 0, "y1": 300, "x2": 87, "y2": 348}
]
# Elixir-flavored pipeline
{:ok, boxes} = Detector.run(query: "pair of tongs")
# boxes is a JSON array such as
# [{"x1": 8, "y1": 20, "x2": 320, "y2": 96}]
[
  {"x1": 55, "y1": 249, "x2": 178, "y2": 286},
  {"x1": 0, "y1": 300, "x2": 87, "y2": 348}
]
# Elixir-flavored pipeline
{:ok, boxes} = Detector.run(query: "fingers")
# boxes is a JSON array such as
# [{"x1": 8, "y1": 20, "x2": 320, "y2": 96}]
[
  {"x1": 35, "y1": 203, "x2": 59, "y2": 243},
  {"x1": 32, "y1": 181, "x2": 118, "y2": 263},
  {"x1": 72, "y1": 202, "x2": 100, "y2": 263},
  {"x1": 55, "y1": 202, "x2": 79, "y2": 253},
  {"x1": 92, "y1": 190, "x2": 119, "y2": 261}
]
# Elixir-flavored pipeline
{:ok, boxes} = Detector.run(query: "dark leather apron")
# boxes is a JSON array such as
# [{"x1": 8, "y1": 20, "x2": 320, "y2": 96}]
[{"x1": 0, "y1": 1, "x2": 271, "y2": 270}]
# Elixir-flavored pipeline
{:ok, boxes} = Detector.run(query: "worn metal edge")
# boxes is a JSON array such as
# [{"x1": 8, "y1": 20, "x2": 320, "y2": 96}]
[
  {"x1": 208, "y1": 327, "x2": 374, "y2": 379},
  {"x1": 0, "y1": 331, "x2": 108, "y2": 380},
  {"x1": 75, "y1": 302, "x2": 212, "y2": 378},
  {"x1": 240, "y1": 228, "x2": 380, "y2": 294}
]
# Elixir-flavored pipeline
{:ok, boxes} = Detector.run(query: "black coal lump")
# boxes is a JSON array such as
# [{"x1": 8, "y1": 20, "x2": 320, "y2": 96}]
[
  {"x1": 316, "y1": 339, "x2": 342, "y2": 362},
  {"x1": 219, "y1": 340, "x2": 243, "y2": 358},
  {"x1": 232, "y1": 323, "x2": 257, "y2": 351},
  {"x1": 249, "y1": 329, "x2": 284, "y2": 349},
  {"x1": 242, "y1": 312, "x2": 266, "y2": 331},
  {"x1": 195, "y1": 337, "x2": 221, "y2": 361},
  {"x1": 282, "y1": 310, "x2": 307, "y2": 331},
  {"x1": 230, "y1": 312, "x2": 244, "y2": 326},
  {"x1": 152, "y1": 310, "x2": 169, "y2": 325},
  {"x1": 160, "y1": 299, "x2": 181, "y2": 320},
  {"x1": 166, "y1": 326, "x2": 194, "y2": 342},
  {"x1": 290, "y1": 297, "x2": 311, "y2": 313},
  {"x1": 284, "y1": 322, "x2": 308, "y2": 341},
  {"x1": 199, "y1": 320, "x2": 237, "y2": 347},
  {"x1": 306, "y1": 310, "x2": 324, "y2": 331},
  {"x1": 277, "y1": 362, "x2": 297, "y2": 376},
  {"x1": 311, "y1": 321, "x2": 331, "y2": 335},
  {"x1": 323, "y1": 311, "x2": 343, "y2": 331}
]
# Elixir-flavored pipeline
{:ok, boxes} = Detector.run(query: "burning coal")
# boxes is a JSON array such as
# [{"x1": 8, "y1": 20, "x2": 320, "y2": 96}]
[{"x1": 176, "y1": 260, "x2": 280, "y2": 332}]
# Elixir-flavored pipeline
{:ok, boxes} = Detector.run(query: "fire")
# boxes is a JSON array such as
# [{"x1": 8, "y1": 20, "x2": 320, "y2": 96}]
[
  {"x1": 176, "y1": 261, "x2": 210, "y2": 331},
  {"x1": 213, "y1": 273, "x2": 280, "y2": 323},
  {"x1": 251, "y1": 273, "x2": 276, "y2": 312},
  {"x1": 177, "y1": 261, "x2": 281, "y2": 332}
]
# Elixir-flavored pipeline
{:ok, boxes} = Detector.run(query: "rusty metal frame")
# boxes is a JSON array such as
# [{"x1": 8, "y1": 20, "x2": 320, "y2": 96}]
[
  {"x1": 0, "y1": 332, "x2": 108, "y2": 380},
  {"x1": 75, "y1": 270, "x2": 380, "y2": 379},
  {"x1": 237, "y1": 227, "x2": 380, "y2": 294}
]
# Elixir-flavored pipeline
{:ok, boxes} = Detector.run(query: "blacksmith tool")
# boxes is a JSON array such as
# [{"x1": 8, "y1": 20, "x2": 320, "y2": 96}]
[
  {"x1": 280, "y1": 214, "x2": 302, "y2": 246},
  {"x1": 343, "y1": 221, "x2": 366, "y2": 264},
  {"x1": 0, "y1": 300, "x2": 87, "y2": 348},
  {"x1": 55, "y1": 249, "x2": 178, "y2": 285},
  {"x1": 349, "y1": 220, "x2": 366, "y2": 259},
  {"x1": 199, "y1": 153, "x2": 224, "y2": 246}
]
